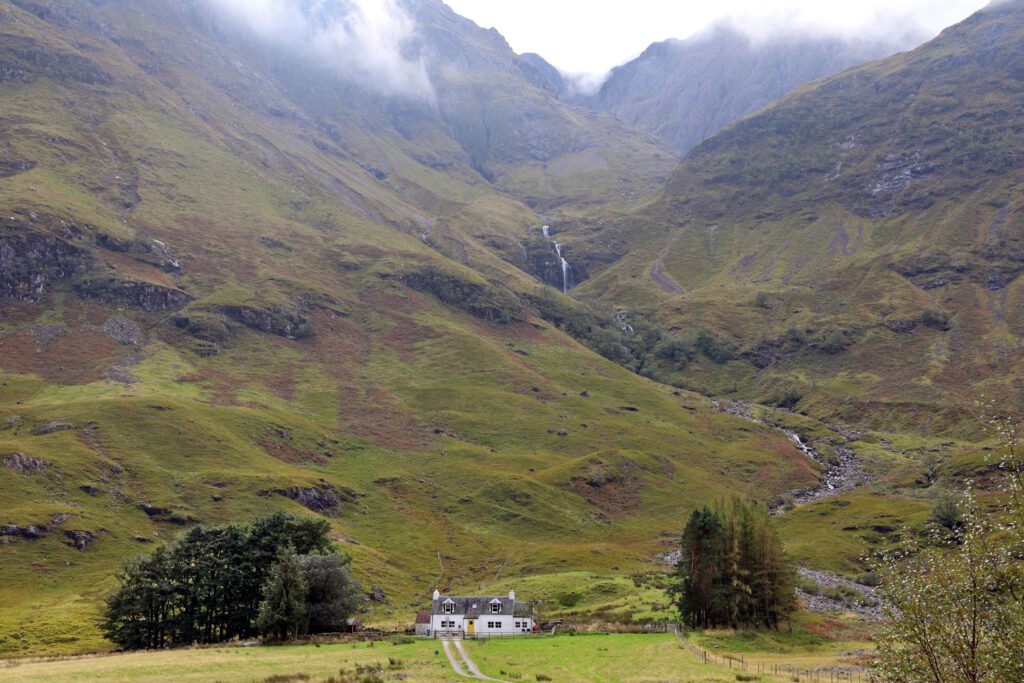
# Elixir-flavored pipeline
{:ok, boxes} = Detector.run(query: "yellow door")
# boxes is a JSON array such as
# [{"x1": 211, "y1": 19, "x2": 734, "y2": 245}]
[{"x1": 467, "y1": 619, "x2": 475, "y2": 635}]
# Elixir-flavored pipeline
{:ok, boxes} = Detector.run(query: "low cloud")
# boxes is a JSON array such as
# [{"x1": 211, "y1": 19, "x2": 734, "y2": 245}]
[{"x1": 206, "y1": 0, "x2": 435, "y2": 101}]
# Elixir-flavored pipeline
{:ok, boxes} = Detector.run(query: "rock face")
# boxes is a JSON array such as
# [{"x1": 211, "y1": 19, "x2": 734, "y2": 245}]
[
  {"x1": 398, "y1": 266, "x2": 521, "y2": 324},
  {"x1": 0, "y1": 229, "x2": 92, "y2": 301},
  {"x1": 0, "y1": 159, "x2": 35, "y2": 177},
  {"x1": 74, "y1": 278, "x2": 192, "y2": 312},
  {"x1": 0, "y1": 32, "x2": 111, "y2": 84},
  {"x1": 578, "y1": 26, "x2": 914, "y2": 152},
  {"x1": 218, "y1": 305, "x2": 313, "y2": 339}
]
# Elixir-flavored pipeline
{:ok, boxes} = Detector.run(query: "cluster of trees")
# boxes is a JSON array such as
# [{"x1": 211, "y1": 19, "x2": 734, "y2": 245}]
[
  {"x1": 669, "y1": 500, "x2": 796, "y2": 629},
  {"x1": 875, "y1": 415, "x2": 1024, "y2": 682},
  {"x1": 102, "y1": 513, "x2": 362, "y2": 649}
]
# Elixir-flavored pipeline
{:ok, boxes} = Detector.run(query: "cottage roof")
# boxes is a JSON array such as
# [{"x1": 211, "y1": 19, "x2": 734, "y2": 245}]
[{"x1": 430, "y1": 595, "x2": 533, "y2": 618}]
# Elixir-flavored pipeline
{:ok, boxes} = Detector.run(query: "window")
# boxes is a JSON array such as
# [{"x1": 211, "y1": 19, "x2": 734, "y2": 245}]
[
  {"x1": 490, "y1": 602, "x2": 502, "y2": 614},
  {"x1": 443, "y1": 603, "x2": 455, "y2": 614}
]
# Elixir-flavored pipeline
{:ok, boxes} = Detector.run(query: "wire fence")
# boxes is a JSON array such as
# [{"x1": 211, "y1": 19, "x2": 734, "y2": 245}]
[{"x1": 678, "y1": 634, "x2": 879, "y2": 683}]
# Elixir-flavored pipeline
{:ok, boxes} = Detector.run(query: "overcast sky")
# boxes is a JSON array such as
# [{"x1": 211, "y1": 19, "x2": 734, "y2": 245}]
[{"x1": 444, "y1": 0, "x2": 990, "y2": 77}]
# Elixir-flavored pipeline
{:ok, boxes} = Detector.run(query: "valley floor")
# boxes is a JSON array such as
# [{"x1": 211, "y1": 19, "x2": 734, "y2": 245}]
[{"x1": 2, "y1": 631, "x2": 874, "y2": 683}]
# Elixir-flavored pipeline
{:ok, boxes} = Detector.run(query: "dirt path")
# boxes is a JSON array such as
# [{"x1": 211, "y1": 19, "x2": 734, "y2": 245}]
[
  {"x1": 650, "y1": 229, "x2": 685, "y2": 294},
  {"x1": 441, "y1": 639, "x2": 469, "y2": 678},
  {"x1": 441, "y1": 638, "x2": 511, "y2": 682}
]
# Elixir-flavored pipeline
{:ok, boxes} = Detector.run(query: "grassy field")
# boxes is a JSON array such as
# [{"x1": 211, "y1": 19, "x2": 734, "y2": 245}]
[
  {"x1": 1, "y1": 640, "x2": 460, "y2": 683},
  {"x1": 1, "y1": 631, "x2": 875, "y2": 683},
  {"x1": 466, "y1": 631, "x2": 871, "y2": 683}
]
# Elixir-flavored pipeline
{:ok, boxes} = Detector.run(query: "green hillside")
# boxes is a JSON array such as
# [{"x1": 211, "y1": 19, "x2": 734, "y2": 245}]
[
  {"x1": 576, "y1": 1, "x2": 1024, "y2": 433},
  {"x1": 550, "y1": 2, "x2": 1024, "y2": 595},
  {"x1": 0, "y1": 0, "x2": 818, "y2": 656}
]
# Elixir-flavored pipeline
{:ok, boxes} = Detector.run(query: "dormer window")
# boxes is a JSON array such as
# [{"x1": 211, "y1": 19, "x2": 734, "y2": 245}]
[
  {"x1": 489, "y1": 599, "x2": 502, "y2": 614},
  {"x1": 443, "y1": 598, "x2": 456, "y2": 614}
]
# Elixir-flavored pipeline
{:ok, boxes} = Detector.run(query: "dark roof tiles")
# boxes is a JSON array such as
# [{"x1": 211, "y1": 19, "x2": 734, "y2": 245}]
[{"x1": 430, "y1": 595, "x2": 533, "y2": 617}]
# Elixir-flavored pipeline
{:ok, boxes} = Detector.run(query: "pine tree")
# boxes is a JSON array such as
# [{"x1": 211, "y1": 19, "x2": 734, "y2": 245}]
[
  {"x1": 102, "y1": 513, "x2": 335, "y2": 649},
  {"x1": 669, "y1": 500, "x2": 796, "y2": 630},
  {"x1": 257, "y1": 546, "x2": 308, "y2": 641}
]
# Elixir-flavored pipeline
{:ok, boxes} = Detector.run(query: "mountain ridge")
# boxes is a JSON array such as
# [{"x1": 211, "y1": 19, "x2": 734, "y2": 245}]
[{"x1": 572, "y1": 23, "x2": 922, "y2": 152}]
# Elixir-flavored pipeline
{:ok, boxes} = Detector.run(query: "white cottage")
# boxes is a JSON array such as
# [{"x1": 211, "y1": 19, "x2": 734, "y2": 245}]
[{"x1": 428, "y1": 589, "x2": 535, "y2": 638}]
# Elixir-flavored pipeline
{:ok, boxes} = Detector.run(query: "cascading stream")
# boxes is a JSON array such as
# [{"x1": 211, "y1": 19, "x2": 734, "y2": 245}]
[{"x1": 542, "y1": 225, "x2": 572, "y2": 293}]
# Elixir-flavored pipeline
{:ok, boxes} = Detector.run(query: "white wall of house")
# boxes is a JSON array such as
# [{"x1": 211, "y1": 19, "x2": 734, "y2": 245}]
[{"x1": 429, "y1": 614, "x2": 533, "y2": 637}]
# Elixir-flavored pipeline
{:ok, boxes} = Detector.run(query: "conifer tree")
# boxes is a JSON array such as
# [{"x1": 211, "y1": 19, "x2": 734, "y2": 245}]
[
  {"x1": 257, "y1": 546, "x2": 308, "y2": 641},
  {"x1": 669, "y1": 499, "x2": 795, "y2": 629}
]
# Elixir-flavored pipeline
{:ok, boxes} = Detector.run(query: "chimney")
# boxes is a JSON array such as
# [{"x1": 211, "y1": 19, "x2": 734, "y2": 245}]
[
  {"x1": 509, "y1": 589, "x2": 515, "y2": 601},
  {"x1": 433, "y1": 588, "x2": 440, "y2": 601}
]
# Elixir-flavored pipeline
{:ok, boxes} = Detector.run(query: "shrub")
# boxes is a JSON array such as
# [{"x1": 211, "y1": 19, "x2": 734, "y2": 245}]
[
  {"x1": 921, "y1": 308, "x2": 952, "y2": 330},
  {"x1": 932, "y1": 492, "x2": 964, "y2": 530},
  {"x1": 771, "y1": 390, "x2": 802, "y2": 410},
  {"x1": 557, "y1": 591, "x2": 582, "y2": 607},
  {"x1": 655, "y1": 338, "x2": 696, "y2": 365},
  {"x1": 695, "y1": 330, "x2": 734, "y2": 364},
  {"x1": 817, "y1": 326, "x2": 850, "y2": 354},
  {"x1": 857, "y1": 571, "x2": 882, "y2": 587},
  {"x1": 389, "y1": 636, "x2": 415, "y2": 645},
  {"x1": 754, "y1": 292, "x2": 771, "y2": 309},
  {"x1": 785, "y1": 326, "x2": 808, "y2": 344}
]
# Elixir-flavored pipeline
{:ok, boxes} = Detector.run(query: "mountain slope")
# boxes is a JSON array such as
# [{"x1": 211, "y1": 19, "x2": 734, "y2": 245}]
[
  {"x1": 0, "y1": 0, "x2": 812, "y2": 655},
  {"x1": 578, "y1": 0, "x2": 1024, "y2": 430},
  {"x1": 575, "y1": 25, "x2": 918, "y2": 152}
]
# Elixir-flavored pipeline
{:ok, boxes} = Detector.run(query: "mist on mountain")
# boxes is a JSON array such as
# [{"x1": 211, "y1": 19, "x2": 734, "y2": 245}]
[{"x1": 204, "y1": 0, "x2": 435, "y2": 100}]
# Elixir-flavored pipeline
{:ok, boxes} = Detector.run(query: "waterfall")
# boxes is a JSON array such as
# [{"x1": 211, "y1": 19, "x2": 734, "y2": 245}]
[
  {"x1": 540, "y1": 225, "x2": 572, "y2": 293},
  {"x1": 555, "y1": 243, "x2": 571, "y2": 293}
]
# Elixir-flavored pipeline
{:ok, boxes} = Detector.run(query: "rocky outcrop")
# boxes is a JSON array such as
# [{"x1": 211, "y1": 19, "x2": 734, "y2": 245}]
[
  {"x1": 397, "y1": 266, "x2": 521, "y2": 324},
  {"x1": 0, "y1": 523, "x2": 48, "y2": 540},
  {"x1": 74, "y1": 277, "x2": 192, "y2": 312},
  {"x1": 94, "y1": 233, "x2": 182, "y2": 273},
  {"x1": 891, "y1": 253, "x2": 969, "y2": 290},
  {"x1": 64, "y1": 530, "x2": 98, "y2": 550},
  {"x1": 272, "y1": 481, "x2": 354, "y2": 515},
  {"x1": 0, "y1": 229, "x2": 92, "y2": 301},
  {"x1": 0, "y1": 32, "x2": 111, "y2": 84},
  {"x1": 217, "y1": 305, "x2": 314, "y2": 339},
  {"x1": 102, "y1": 317, "x2": 142, "y2": 345},
  {"x1": 2, "y1": 452, "x2": 49, "y2": 474},
  {"x1": 0, "y1": 513, "x2": 73, "y2": 544},
  {"x1": 891, "y1": 249, "x2": 1024, "y2": 291},
  {"x1": 0, "y1": 159, "x2": 35, "y2": 178},
  {"x1": 32, "y1": 419, "x2": 75, "y2": 435}
]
